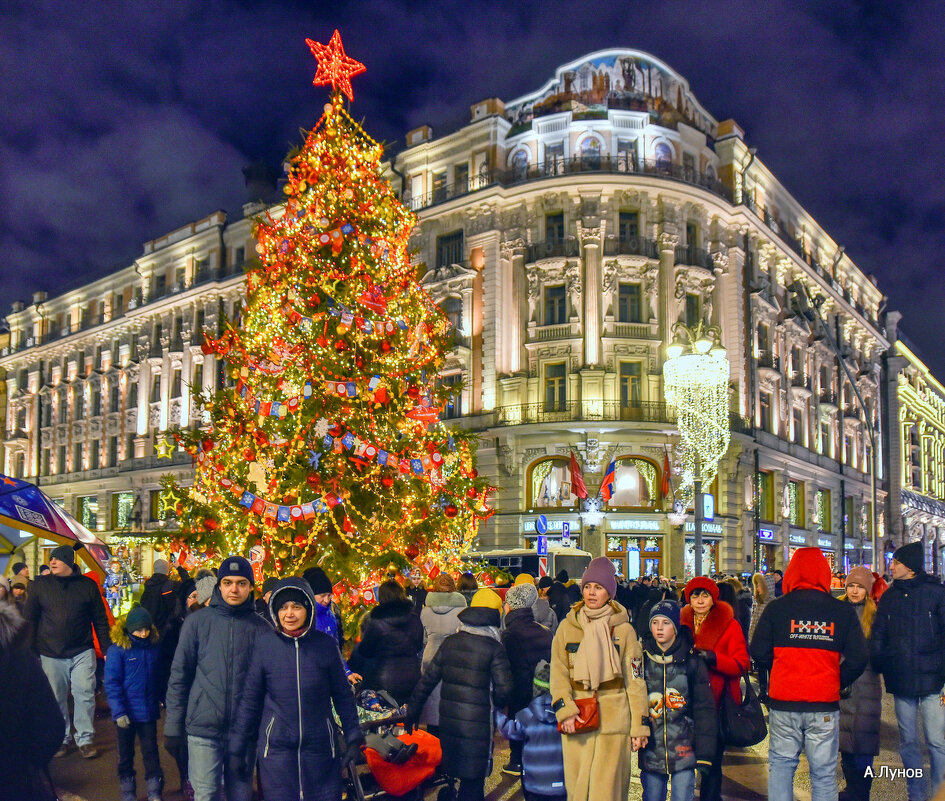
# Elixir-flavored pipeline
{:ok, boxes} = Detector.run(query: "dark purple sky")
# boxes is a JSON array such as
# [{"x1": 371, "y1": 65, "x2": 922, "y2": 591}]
[{"x1": 2, "y1": 0, "x2": 943, "y2": 374}]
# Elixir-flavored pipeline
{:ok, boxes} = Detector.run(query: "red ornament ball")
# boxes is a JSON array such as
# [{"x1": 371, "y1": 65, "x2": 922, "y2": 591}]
[
  {"x1": 444, "y1": 504, "x2": 458, "y2": 518},
  {"x1": 202, "y1": 439, "x2": 214, "y2": 452},
  {"x1": 469, "y1": 469, "x2": 479, "y2": 479},
  {"x1": 306, "y1": 474, "x2": 320, "y2": 487},
  {"x1": 380, "y1": 475, "x2": 394, "y2": 488},
  {"x1": 466, "y1": 487, "x2": 478, "y2": 499},
  {"x1": 243, "y1": 448, "x2": 255, "y2": 461},
  {"x1": 204, "y1": 519, "x2": 218, "y2": 531},
  {"x1": 405, "y1": 544, "x2": 420, "y2": 560},
  {"x1": 294, "y1": 535, "x2": 307, "y2": 548}
]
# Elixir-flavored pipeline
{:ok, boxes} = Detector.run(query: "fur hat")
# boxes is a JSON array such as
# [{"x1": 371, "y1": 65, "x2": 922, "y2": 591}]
[
  {"x1": 580, "y1": 557, "x2": 617, "y2": 599},
  {"x1": 195, "y1": 576, "x2": 216, "y2": 605},
  {"x1": 894, "y1": 541, "x2": 925, "y2": 575},
  {"x1": 152, "y1": 559, "x2": 170, "y2": 575},
  {"x1": 470, "y1": 588, "x2": 503, "y2": 611},
  {"x1": 216, "y1": 556, "x2": 254, "y2": 585},
  {"x1": 303, "y1": 566, "x2": 333, "y2": 595},
  {"x1": 125, "y1": 606, "x2": 152, "y2": 633},
  {"x1": 514, "y1": 573, "x2": 536, "y2": 586},
  {"x1": 649, "y1": 599, "x2": 681, "y2": 632},
  {"x1": 506, "y1": 582, "x2": 538, "y2": 610},
  {"x1": 845, "y1": 566, "x2": 875, "y2": 593},
  {"x1": 49, "y1": 545, "x2": 76, "y2": 567},
  {"x1": 684, "y1": 576, "x2": 720, "y2": 604}
]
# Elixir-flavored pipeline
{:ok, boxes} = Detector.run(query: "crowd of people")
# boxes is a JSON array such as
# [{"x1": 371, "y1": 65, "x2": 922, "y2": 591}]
[{"x1": 1, "y1": 539, "x2": 945, "y2": 801}]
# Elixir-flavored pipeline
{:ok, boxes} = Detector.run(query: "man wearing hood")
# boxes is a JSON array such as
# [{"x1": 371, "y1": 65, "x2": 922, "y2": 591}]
[
  {"x1": 870, "y1": 541, "x2": 945, "y2": 801},
  {"x1": 750, "y1": 547, "x2": 867, "y2": 801},
  {"x1": 164, "y1": 556, "x2": 269, "y2": 801}
]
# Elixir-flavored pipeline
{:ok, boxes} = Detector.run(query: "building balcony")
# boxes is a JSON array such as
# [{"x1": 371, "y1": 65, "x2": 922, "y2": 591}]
[
  {"x1": 757, "y1": 352, "x2": 781, "y2": 375},
  {"x1": 403, "y1": 156, "x2": 733, "y2": 213},
  {"x1": 610, "y1": 321, "x2": 658, "y2": 339},
  {"x1": 602, "y1": 236, "x2": 660, "y2": 259},
  {"x1": 526, "y1": 238, "x2": 580, "y2": 262},
  {"x1": 818, "y1": 391, "x2": 838, "y2": 408},
  {"x1": 790, "y1": 372, "x2": 813, "y2": 394},
  {"x1": 674, "y1": 245, "x2": 715, "y2": 271},
  {"x1": 528, "y1": 322, "x2": 580, "y2": 342}
]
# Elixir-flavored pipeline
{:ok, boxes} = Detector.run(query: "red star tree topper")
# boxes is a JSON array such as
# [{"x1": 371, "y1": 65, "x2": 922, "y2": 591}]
[
  {"x1": 305, "y1": 29, "x2": 366, "y2": 101},
  {"x1": 160, "y1": 34, "x2": 492, "y2": 593}
]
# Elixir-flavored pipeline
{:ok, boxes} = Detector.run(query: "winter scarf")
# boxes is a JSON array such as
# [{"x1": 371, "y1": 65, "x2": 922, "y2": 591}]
[
  {"x1": 459, "y1": 622, "x2": 500, "y2": 641},
  {"x1": 573, "y1": 602, "x2": 621, "y2": 690}
]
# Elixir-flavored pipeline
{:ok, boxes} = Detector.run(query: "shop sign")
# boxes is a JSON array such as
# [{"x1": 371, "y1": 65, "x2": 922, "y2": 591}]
[
  {"x1": 523, "y1": 518, "x2": 580, "y2": 533},
  {"x1": 817, "y1": 537, "x2": 833, "y2": 548},
  {"x1": 758, "y1": 528, "x2": 775, "y2": 541},
  {"x1": 844, "y1": 541, "x2": 856, "y2": 550},
  {"x1": 608, "y1": 518, "x2": 662, "y2": 532},
  {"x1": 789, "y1": 534, "x2": 807, "y2": 545},
  {"x1": 684, "y1": 521, "x2": 723, "y2": 535}
]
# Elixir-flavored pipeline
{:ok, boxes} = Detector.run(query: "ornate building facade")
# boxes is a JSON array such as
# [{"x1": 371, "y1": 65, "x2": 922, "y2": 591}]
[{"x1": 1, "y1": 49, "x2": 897, "y2": 577}]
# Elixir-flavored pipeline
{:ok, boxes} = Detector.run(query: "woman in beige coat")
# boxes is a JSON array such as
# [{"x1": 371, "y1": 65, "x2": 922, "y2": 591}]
[{"x1": 550, "y1": 557, "x2": 650, "y2": 801}]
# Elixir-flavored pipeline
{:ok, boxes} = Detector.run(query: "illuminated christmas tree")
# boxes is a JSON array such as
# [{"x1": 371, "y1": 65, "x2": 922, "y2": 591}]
[{"x1": 162, "y1": 31, "x2": 492, "y2": 592}]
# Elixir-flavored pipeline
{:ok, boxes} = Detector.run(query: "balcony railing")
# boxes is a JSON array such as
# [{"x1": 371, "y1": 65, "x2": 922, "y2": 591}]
[
  {"x1": 495, "y1": 401, "x2": 754, "y2": 432},
  {"x1": 757, "y1": 352, "x2": 780, "y2": 371},
  {"x1": 532, "y1": 323, "x2": 576, "y2": 341},
  {"x1": 402, "y1": 156, "x2": 733, "y2": 213},
  {"x1": 602, "y1": 236, "x2": 660, "y2": 259},
  {"x1": 526, "y1": 238, "x2": 580, "y2": 262},
  {"x1": 613, "y1": 322, "x2": 654, "y2": 338},
  {"x1": 674, "y1": 245, "x2": 715, "y2": 270},
  {"x1": 790, "y1": 372, "x2": 812, "y2": 390},
  {"x1": 819, "y1": 391, "x2": 838, "y2": 406}
]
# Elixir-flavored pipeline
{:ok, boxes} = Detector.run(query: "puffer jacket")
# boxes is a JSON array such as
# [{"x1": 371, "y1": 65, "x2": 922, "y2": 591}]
[
  {"x1": 407, "y1": 606, "x2": 514, "y2": 779},
  {"x1": 639, "y1": 627, "x2": 717, "y2": 775},
  {"x1": 164, "y1": 586, "x2": 270, "y2": 739},
  {"x1": 496, "y1": 694, "x2": 565, "y2": 795},
  {"x1": 419, "y1": 591, "x2": 466, "y2": 726},
  {"x1": 680, "y1": 600, "x2": 750, "y2": 708},
  {"x1": 104, "y1": 617, "x2": 162, "y2": 723},
  {"x1": 351, "y1": 599, "x2": 424, "y2": 703},
  {"x1": 0, "y1": 601, "x2": 64, "y2": 800},
  {"x1": 502, "y1": 607, "x2": 553, "y2": 714},
  {"x1": 871, "y1": 572, "x2": 945, "y2": 698},
  {"x1": 231, "y1": 579, "x2": 362, "y2": 801},
  {"x1": 23, "y1": 572, "x2": 113, "y2": 659},
  {"x1": 139, "y1": 573, "x2": 178, "y2": 634},
  {"x1": 839, "y1": 599, "x2": 882, "y2": 755}
]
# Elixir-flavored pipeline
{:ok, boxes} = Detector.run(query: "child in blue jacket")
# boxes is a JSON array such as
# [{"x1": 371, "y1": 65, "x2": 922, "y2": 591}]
[
  {"x1": 496, "y1": 660, "x2": 565, "y2": 801},
  {"x1": 104, "y1": 605, "x2": 164, "y2": 801}
]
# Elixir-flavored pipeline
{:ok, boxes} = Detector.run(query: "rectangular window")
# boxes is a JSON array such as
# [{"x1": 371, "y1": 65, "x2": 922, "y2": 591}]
[
  {"x1": 150, "y1": 375, "x2": 161, "y2": 403},
  {"x1": 617, "y1": 139, "x2": 638, "y2": 170},
  {"x1": 545, "y1": 212, "x2": 565, "y2": 243},
  {"x1": 453, "y1": 162, "x2": 469, "y2": 193},
  {"x1": 816, "y1": 489, "x2": 831, "y2": 532},
  {"x1": 128, "y1": 381, "x2": 138, "y2": 408},
  {"x1": 792, "y1": 408, "x2": 804, "y2": 445},
  {"x1": 618, "y1": 211, "x2": 639, "y2": 241},
  {"x1": 154, "y1": 273, "x2": 166, "y2": 297},
  {"x1": 619, "y1": 362, "x2": 642, "y2": 407},
  {"x1": 89, "y1": 441, "x2": 99, "y2": 470},
  {"x1": 175, "y1": 266, "x2": 185, "y2": 287},
  {"x1": 686, "y1": 221, "x2": 699, "y2": 249},
  {"x1": 756, "y1": 324, "x2": 769, "y2": 357},
  {"x1": 435, "y1": 230, "x2": 464, "y2": 268},
  {"x1": 844, "y1": 435, "x2": 854, "y2": 466},
  {"x1": 757, "y1": 471, "x2": 774, "y2": 521},
  {"x1": 685, "y1": 293, "x2": 701, "y2": 326},
  {"x1": 432, "y1": 170, "x2": 447, "y2": 203},
  {"x1": 149, "y1": 489, "x2": 164, "y2": 522},
  {"x1": 760, "y1": 392, "x2": 772, "y2": 432},
  {"x1": 820, "y1": 422, "x2": 831, "y2": 457},
  {"x1": 234, "y1": 246, "x2": 245, "y2": 267},
  {"x1": 192, "y1": 364, "x2": 203, "y2": 394},
  {"x1": 74, "y1": 391, "x2": 84, "y2": 421},
  {"x1": 58, "y1": 445, "x2": 66, "y2": 473},
  {"x1": 544, "y1": 285, "x2": 567, "y2": 325},
  {"x1": 114, "y1": 293, "x2": 124, "y2": 315},
  {"x1": 788, "y1": 480, "x2": 805, "y2": 527},
  {"x1": 41, "y1": 448, "x2": 51, "y2": 477},
  {"x1": 172, "y1": 369, "x2": 182, "y2": 398},
  {"x1": 109, "y1": 381, "x2": 120, "y2": 412},
  {"x1": 126, "y1": 434, "x2": 136, "y2": 461},
  {"x1": 77, "y1": 495, "x2": 98, "y2": 529},
  {"x1": 844, "y1": 497, "x2": 855, "y2": 533},
  {"x1": 683, "y1": 153, "x2": 696, "y2": 181},
  {"x1": 544, "y1": 362, "x2": 567, "y2": 411},
  {"x1": 58, "y1": 395, "x2": 68, "y2": 423},
  {"x1": 108, "y1": 436, "x2": 119, "y2": 467},
  {"x1": 617, "y1": 283, "x2": 643, "y2": 323},
  {"x1": 438, "y1": 373, "x2": 463, "y2": 419},
  {"x1": 91, "y1": 387, "x2": 101, "y2": 417},
  {"x1": 112, "y1": 492, "x2": 136, "y2": 530},
  {"x1": 73, "y1": 442, "x2": 83, "y2": 472}
]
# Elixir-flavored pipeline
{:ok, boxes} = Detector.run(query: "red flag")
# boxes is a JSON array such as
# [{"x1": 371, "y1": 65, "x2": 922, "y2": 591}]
[
  {"x1": 569, "y1": 451, "x2": 588, "y2": 499},
  {"x1": 661, "y1": 451, "x2": 671, "y2": 498}
]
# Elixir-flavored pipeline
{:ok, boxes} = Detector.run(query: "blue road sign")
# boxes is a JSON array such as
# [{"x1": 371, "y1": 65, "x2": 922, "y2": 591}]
[
  {"x1": 536, "y1": 514, "x2": 548, "y2": 535},
  {"x1": 537, "y1": 535, "x2": 548, "y2": 555},
  {"x1": 561, "y1": 521, "x2": 571, "y2": 542}
]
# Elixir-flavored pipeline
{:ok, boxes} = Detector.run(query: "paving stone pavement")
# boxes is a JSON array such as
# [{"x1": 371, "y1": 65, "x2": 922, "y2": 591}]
[{"x1": 51, "y1": 688, "x2": 924, "y2": 800}]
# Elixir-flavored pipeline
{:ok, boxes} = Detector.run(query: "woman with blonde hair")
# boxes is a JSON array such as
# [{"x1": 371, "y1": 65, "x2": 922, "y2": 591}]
[{"x1": 747, "y1": 572, "x2": 772, "y2": 643}]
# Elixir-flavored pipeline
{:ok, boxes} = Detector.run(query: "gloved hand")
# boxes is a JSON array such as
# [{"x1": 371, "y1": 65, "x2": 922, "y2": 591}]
[
  {"x1": 227, "y1": 752, "x2": 250, "y2": 780},
  {"x1": 164, "y1": 735, "x2": 183, "y2": 761},
  {"x1": 344, "y1": 740, "x2": 364, "y2": 765},
  {"x1": 115, "y1": 715, "x2": 131, "y2": 729},
  {"x1": 695, "y1": 649, "x2": 717, "y2": 667}
]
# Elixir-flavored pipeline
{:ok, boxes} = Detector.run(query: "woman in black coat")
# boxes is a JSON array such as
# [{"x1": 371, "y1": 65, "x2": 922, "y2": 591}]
[
  {"x1": 350, "y1": 580, "x2": 424, "y2": 703},
  {"x1": 231, "y1": 578, "x2": 363, "y2": 801},
  {"x1": 0, "y1": 600, "x2": 64, "y2": 801},
  {"x1": 406, "y1": 590, "x2": 514, "y2": 801}
]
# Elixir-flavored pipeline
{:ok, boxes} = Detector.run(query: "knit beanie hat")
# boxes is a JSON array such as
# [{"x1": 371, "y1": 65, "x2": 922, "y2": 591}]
[
  {"x1": 506, "y1": 582, "x2": 538, "y2": 610},
  {"x1": 537, "y1": 576, "x2": 553, "y2": 590},
  {"x1": 432, "y1": 573, "x2": 456, "y2": 593},
  {"x1": 514, "y1": 573, "x2": 536, "y2": 586},
  {"x1": 580, "y1": 557, "x2": 617, "y2": 599},
  {"x1": 152, "y1": 559, "x2": 170, "y2": 575},
  {"x1": 533, "y1": 659, "x2": 551, "y2": 696},
  {"x1": 125, "y1": 606, "x2": 152, "y2": 633},
  {"x1": 272, "y1": 586, "x2": 313, "y2": 619},
  {"x1": 684, "y1": 576, "x2": 720, "y2": 604},
  {"x1": 894, "y1": 541, "x2": 925, "y2": 574},
  {"x1": 845, "y1": 566, "x2": 875, "y2": 593},
  {"x1": 303, "y1": 566, "x2": 334, "y2": 595},
  {"x1": 196, "y1": 575, "x2": 216, "y2": 605},
  {"x1": 649, "y1": 599, "x2": 681, "y2": 632},
  {"x1": 49, "y1": 545, "x2": 76, "y2": 567},
  {"x1": 261, "y1": 577, "x2": 280, "y2": 596},
  {"x1": 470, "y1": 587, "x2": 503, "y2": 611},
  {"x1": 11, "y1": 562, "x2": 27, "y2": 576},
  {"x1": 216, "y1": 555, "x2": 254, "y2": 585}
]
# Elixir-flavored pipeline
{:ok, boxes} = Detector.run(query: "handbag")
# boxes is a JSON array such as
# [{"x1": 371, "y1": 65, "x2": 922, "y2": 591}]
[
  {"x1": 720, "y1": 670, "x2": 767, "y2": 747},
  {"x1": 558, "y1": 694, "x2": 600, "y2": 733}
]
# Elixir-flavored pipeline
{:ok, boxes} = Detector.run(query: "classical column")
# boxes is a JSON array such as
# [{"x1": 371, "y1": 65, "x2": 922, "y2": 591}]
[{"x1": 578, "y1": 220, "x2": 603, "y2": 367}]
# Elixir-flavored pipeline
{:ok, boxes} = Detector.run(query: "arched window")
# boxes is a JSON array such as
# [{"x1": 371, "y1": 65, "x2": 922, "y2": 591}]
[
  {"x1": 529, "y1": 457, "x2": 579, "y2": 509},
  {"x1": 511, "y1": 150, "x2": 529, "y2": 181},
  {"x1": 604, "y1": 457, "x2": 660, "y2": 509},
  {"x1": 580, "y1": 137, "x2": 601, "y2": 170},
  {"x1": 654, "y1": 142, "x2": 673, "y2": 171}
]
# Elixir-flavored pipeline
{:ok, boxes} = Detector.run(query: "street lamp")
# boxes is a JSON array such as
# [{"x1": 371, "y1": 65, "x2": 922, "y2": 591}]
[{"x1": 664, "y1": 321, "x2": 731, "y2": 577}]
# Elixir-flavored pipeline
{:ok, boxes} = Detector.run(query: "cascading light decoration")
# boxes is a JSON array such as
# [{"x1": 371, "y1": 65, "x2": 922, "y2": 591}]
[
  {"x1": 663, "y1": 325, "x2": 731, "y2": 510},
  {"x1": 158, "y1": 30, "x2": 494, "y2": 602}
]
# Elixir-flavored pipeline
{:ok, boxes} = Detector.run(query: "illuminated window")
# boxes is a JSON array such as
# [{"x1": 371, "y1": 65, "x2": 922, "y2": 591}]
[
  {"x1": 604, "y1": 457, "x2": 659, "y2": 509},
  {"x1": 619, "y1": 362, "x2": 643, "y2": 408},
  {"x1": 436, "y1": 230, "x2": 464, "y2": 268},
  {"x1": 816, "y1": 489, "x2": 831, "y2": 532},
  {"x1": 511, "y1": 150, "x2": 529, "y2": 180},
  {"x1": 580, "y1": 137, "x2": 601, "y2": 169},
  {"x1": 529, "y1": 457, "x2": 578, "y2": 509},
  {"x1": 760, "y1": 392, "x2": 772, "y2": 432},
  {"x1": 788, "y1": 480, "x2": 805, "y2": 527},
  {"x1": 77, "y1": 495, "x2": 98, "y2": 529},
  {"x1": 654, "y1": 142, "x2": 672, "y2": 170},
  {"x1": 792, "y1": 408, "x2": 805, "y2": 446},
  {"x1": 543, "y1": 362, "x2": 567, "y2": 411},
  {"x1": 618, "y1": 284, "x2": 643, "y2": 323},
  {"x1": 112, "y1": 492, "x2": 135, "y2": 530},
  {"x1": 149, "y1": 489, "x2": 165, "y2": 522},
  {"x1": 758, "y1": 471, "x2": 774, "y2": 520}
]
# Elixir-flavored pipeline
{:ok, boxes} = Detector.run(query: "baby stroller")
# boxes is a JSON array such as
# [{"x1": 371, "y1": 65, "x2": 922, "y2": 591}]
[{"x1": 340, "y1": 689, "x2": 442, "y2": 801}]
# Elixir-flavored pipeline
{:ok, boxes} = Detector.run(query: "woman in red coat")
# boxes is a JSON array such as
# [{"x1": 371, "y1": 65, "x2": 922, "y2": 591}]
[{"x1": 681, "y1": 576, "x2": 750, "y2": 801}]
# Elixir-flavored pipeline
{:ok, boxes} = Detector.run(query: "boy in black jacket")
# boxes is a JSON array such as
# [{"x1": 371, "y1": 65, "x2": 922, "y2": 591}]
[{"x1": 639, "y1": 600, "x2": 716, "y2": 801}]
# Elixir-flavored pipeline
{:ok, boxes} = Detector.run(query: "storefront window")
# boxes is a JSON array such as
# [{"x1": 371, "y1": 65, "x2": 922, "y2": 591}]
[
  {"x1": 112, "y1": 492, "x2": 136, "y2": 530},
  {"x1": 685, "y1": 539, "x2": 718, "y2": 578},
  {"x1": 788, "y1": 481, "x2": 805, "y2": 527},
  {"x1": 604, "y1": 457, "x2": 659, "y2": 509},
  {"x1": 757, "y1": 471, "x2": 774, "y2": 520},
  {"x1": 77, "y1": 495, "x2": 98, "y2": 530},
  {"x1": 816, "y1": 489, "x2": 831, "y2": 532},
  {"x1": 529, "y1": 458, "x2": 579, "y2": 508}
]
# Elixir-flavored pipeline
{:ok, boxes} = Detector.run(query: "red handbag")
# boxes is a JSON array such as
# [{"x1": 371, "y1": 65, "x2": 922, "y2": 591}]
[{"x1": 558, "y1": 694, "x2": 599, "y2": 733}]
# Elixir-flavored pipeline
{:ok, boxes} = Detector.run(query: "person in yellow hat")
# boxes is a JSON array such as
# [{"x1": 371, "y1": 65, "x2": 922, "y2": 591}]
[{"x1": 514, "y1": 573, "x2": 536, "y2": 586}]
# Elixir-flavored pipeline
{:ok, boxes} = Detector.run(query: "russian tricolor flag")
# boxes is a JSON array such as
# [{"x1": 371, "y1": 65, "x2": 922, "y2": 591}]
[{"x1": 599, "y1": 459, "x2": 617, "y2": 502}]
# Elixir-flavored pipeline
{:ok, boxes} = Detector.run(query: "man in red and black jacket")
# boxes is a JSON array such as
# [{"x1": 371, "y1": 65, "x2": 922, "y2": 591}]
[{"x1": 750, "y1": 547, "x2": 867, "y2": 801}]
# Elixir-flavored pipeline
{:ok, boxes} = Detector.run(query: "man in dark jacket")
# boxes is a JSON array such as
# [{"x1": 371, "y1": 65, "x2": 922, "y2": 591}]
[
  {"x1": 24, "y1": 545, "x2": 112, "y2": 759},
  {"x1": 164, "y1": 556, "x2": 269, "y2": 801},
  {"x1": 750, "y1": 547, "x2": 867, "y2": 801},
  {"x1": 501, "y1": 582, "x2": 553, "y2": 776},
  {"x1": 870, "y1": 541, "x2": 945, "y2": 801},
  {"x1": 139, "y1": 558, "x2": 178, "y2": 633}
]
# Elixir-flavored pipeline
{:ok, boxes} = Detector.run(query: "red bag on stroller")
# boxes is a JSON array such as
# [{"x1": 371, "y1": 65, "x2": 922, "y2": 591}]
[{"x1": 363, "y1": 730, "x2": 442, "y2": 796}]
